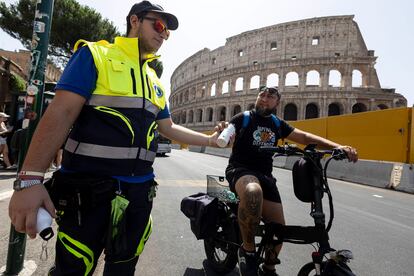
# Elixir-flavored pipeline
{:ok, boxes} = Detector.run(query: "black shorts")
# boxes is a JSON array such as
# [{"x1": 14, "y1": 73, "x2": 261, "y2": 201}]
[{"x1": 225, "y1": 165, "x2": 282, "y2": 203}]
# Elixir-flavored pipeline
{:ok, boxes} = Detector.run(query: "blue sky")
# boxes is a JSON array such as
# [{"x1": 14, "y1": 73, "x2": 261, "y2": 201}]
[{"x1": 1, "y1": 0, "x2": 413, "y2": 106}]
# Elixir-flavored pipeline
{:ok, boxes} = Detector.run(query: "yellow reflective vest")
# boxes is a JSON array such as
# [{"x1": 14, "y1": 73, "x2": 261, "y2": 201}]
[{"x1": 63, "y1": 37, "x2": 166, "y2": 176}]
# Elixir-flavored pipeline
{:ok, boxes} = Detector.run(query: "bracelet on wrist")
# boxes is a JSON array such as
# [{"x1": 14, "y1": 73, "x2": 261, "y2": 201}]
[
  {"x1": 18, "y1": 171, "x2": 45, "y2": 180},
  {"x1": 18, "y1": 171, "x2": 45, "y2": 181},
  {"x1": 19, "y1": 170, "x2": 45, "y2": 178},
  {"x1": 18, "y1": 175, "x2": 44, "y2": 181}
]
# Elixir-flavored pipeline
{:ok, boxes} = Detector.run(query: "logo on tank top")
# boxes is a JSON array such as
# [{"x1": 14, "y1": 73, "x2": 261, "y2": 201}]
[{"x1": 252, "y1": 126, "x2": 276, "y2": 146}]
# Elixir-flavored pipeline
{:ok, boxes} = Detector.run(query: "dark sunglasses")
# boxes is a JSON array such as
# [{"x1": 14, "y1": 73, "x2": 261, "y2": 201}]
[
  {"x1": 259, "y1": 86, "x2": 280, "y2": 99},
  {"x1": 143, "y1": 16, "x2": 170, "y2": 40}
]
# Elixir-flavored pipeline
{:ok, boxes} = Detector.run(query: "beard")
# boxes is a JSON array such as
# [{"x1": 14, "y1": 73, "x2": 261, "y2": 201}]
[
  {"x1": 255, "y1": 104, "x2": 277, "y2": 117},
  {"x1": 138, "y1": 28, "x2": 160, "y2": 54},
  {"x1": 139, "y1": 38, "x2": 158, "y2": 54}
]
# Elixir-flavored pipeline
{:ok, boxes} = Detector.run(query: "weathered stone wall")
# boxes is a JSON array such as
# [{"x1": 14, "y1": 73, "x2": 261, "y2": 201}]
[{"x1": 170, "y1": 15, "x2": 407, "y2": 132}]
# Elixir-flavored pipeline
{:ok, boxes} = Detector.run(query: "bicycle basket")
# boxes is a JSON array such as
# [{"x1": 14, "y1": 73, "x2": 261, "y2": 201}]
[{"x1": 206, "y1": 175, "x2": 238, "y2": 203}]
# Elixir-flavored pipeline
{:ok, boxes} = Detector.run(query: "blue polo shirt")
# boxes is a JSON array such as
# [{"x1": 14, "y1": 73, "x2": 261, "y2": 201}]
[{"x1": 56, "y1": 47, "x2": 170, "y2": 183}]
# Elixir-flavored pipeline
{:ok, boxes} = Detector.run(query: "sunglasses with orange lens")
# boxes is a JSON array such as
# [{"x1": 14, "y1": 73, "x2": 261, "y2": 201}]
[{"x1": 143, "y1": 17, "x2": 170, "y2": 40}]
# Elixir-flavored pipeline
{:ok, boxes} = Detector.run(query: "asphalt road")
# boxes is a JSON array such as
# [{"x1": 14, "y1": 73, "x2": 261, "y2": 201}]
[{"x1": 0, "y1": 149, "x2": 414, "y2": 275}]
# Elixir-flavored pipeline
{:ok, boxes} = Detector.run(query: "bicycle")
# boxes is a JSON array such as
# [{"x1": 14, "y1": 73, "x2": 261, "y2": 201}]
[{"x1": 203, "y1": 144, "x2": 356, "y2": 276}]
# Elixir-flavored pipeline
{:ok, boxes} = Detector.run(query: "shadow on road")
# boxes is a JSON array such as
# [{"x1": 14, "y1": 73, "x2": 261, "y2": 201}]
[
  {"x1": 156, "y1": 154, "x2": 170, "y2": 158},
  {"x1": 183, "y1": 259, "x2": 238, "y2": 276}
]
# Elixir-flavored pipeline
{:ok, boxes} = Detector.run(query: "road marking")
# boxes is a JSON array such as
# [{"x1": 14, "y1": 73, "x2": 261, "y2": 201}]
[
  {"x1": 373, "y1": 194, "x2": 383, "y2": 198},
  {"x1": 0, "y1": 190, "x2": 13, "y2": 201},
  {"x1": 0, "y1": 260, "x2": 37, "y2": 275},
  {"x1": 156, "y1": 179, "x2": 206, "y2": 187}
]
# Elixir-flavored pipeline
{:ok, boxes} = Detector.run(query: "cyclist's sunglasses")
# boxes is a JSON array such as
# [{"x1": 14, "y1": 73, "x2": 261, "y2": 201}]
[
  {"x1": 259, "y1": 86, "x2": 280, "y2": 98},
  {"x1": 143, "y1": 16, "x2": 170, "y2": 40}
]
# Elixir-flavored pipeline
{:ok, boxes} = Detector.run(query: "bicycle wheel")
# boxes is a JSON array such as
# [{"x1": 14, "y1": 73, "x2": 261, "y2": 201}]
[
  {"x1": 298, "y1": 262, "x2": 325, "y2": 276},
  {"x1": 204, "y1": 219, "x2": 239, "y2": 274},
  {"x1": 298, "y1": 261, "x2": 355, "y2": 276}
]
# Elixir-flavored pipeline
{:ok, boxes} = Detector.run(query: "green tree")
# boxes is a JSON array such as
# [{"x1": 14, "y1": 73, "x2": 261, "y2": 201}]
[
  {"x1": 0, "y1": 0, "x2": 121, "y2": 65},
  {"x1": 9, "y1": 73, "x2": 26, "y2": 92}
]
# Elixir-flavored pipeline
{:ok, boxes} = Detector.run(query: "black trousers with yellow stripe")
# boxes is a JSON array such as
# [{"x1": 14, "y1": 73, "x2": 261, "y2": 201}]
[{"x1": 49, "y1": 180, "x2": 154, "y2": 276}]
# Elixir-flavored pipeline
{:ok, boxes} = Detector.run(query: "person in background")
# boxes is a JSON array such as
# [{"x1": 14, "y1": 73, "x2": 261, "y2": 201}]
[
  {"x1": 0, "y1": 112, "x2": 16, "y2": 170},
  {"x1": 225, "y1": 86, "x2": 358, "y2": 276}
]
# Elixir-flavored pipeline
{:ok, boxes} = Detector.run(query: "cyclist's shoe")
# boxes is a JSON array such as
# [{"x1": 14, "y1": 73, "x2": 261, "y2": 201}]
[
  {"x1": 258, "y1": 264, "x2": 279, "y2": 276},
  {"x1": 238, "y1": 247, "x2": 258, "y2": 276}
]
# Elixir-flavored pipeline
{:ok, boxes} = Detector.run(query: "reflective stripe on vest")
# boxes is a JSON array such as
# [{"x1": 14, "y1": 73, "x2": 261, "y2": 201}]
[
  {"x1": 87, "y1": 95, "x2": 159, "y2": 117},
  {"x1": 65, "y1": 138, "x2": 156, "y2": 162}
]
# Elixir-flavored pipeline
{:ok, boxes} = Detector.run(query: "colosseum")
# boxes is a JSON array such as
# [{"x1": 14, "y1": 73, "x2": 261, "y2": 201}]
[{"x1": 169, "y1": 15, "x2": 407, "y2": 132}]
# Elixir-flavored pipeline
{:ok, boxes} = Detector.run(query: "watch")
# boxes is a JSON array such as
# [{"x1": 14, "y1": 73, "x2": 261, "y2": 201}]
[{"x1": 13, "y1": 178, "x2": 43, "y2": 191}]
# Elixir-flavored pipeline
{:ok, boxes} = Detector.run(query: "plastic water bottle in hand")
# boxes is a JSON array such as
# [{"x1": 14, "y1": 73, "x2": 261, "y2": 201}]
[
  {"x1": 37, "y1": 207, "x2": 54, "y2": 241},
  {"x1": 216, "y1": 124, "x2": 235, "y2": 147}
]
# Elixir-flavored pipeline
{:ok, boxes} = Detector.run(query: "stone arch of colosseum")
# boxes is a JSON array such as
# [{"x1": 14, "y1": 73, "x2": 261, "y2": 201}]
[{"x1": 169, "y1": 15, "x2": 407, "y2": 132}]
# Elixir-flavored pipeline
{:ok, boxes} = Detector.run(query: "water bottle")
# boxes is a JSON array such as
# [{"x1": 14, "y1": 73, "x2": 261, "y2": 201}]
[
  {"x1": 216, "y1": 124, "x2": 236, "y2": 147},
  {"x1": 37, "y1": 207, "x2": 54, "y2": 241}
]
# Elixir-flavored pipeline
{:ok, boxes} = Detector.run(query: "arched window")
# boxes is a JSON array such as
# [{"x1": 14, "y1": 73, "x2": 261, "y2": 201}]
[
  {"x1": 188, "y1": 110, "x2": 194, "y2": 123},
  {"x1": 329, "y1": 70, "x2": 342, "y2": 87},
  {"x1": 232, "y1": 105, "x2": 241, "y2": 116},
  {"x1": 172, "y1": 114, "x2": 179, "y2": 124},
  {"x1": 285, "y1": 72, "x2": 299, "y2": 86},
  {"x1": 184, "y1": 90, "x2": 189, "y2": 102},
  {"x1": 306, "y1": 70, "x2": 320, "y2": 86},
  {"x1": 352, "y1": 103, "x2": 367, "y2": 113},
  {"x1": 180, "y1": 111, "x2": 186, "y2": 124},
  {"x1": 196, "y1": 109, "x2": 203, "y2": 122},
  {"x1": 266, "y1": 73, "x2": 279, "y2": 87},
  {"x1": 210, "y1": 83, "x2": 216, "y2": 96},
  {"x1": 222, "y1": 80, "x2": 229, "y2": 94},
  {"x1": 235, "y1": 77, "x2": 244, "y2": 92},
  {"x1": 284, "y1": 104, "x2": 297, "y2": 121},
  {"x1": 207, "y1": 107, "x2": 213, "y2": 121},
  {"x1": 328, "y1": 103, "x2": 341, "y2": 116},
  {"x1": 201, "y1": 86, "x2": 206, "y2": 98},
  {"x1": 250, "y1": 75, "x2": 260, "y2": 89},
  {"x1": 218, "y1": 106, "x2": 226, "y2": 121},
  {"x1": 377, "y1": 104, "x2": 388, "y2": 110},
  {"x1": 305, "y1": 103, "x2": 319, "y2": 119},
  {"x1": 352, "y1": 69, "x2": 363, "y2": 87}
]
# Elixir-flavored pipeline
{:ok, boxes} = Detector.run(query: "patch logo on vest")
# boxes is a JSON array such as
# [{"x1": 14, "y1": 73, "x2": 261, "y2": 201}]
[{"x1": 153, "y1": 84, "x2": 163, "y2": 98}]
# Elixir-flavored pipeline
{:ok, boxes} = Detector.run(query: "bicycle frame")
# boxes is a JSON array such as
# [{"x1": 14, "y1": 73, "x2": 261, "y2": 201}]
[{"x1": 202, "y1": 144, "x2": 354, "y2": 275}]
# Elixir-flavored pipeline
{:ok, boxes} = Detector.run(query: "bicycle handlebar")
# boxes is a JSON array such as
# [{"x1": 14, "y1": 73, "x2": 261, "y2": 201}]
[{"x1": 259, "y1": 144, "x2": 348, "y2": 161}]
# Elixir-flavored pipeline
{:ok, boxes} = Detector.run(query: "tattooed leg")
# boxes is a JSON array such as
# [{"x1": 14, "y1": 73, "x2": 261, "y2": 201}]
[{"x1": 235, "y1": 175, "x2": 263, "y2": 252}]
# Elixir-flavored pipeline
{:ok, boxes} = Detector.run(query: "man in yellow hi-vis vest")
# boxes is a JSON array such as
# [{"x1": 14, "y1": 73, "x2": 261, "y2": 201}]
[{"x1": 9, "y1": 1, "x2": 221, "y2": 275}]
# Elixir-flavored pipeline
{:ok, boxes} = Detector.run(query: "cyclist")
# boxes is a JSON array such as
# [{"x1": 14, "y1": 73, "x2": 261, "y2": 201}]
[{"x1": 224, "y1": 86, "x2": 358, "y2": 276}]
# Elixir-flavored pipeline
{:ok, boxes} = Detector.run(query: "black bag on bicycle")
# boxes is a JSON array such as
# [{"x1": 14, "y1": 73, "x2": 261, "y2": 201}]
[
  {"x1": 292, "y1": 157, "x2": 322, "y2": 202},
  {"x1": 180, "y1": 192, "x2": 218, "y2": 240}
]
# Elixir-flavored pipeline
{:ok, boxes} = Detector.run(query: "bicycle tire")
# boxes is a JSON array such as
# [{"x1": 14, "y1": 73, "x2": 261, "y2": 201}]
[
  {"x1": 298, "y1": 261, "x2": 355, "y2": 276},
  {"x1": 204, "y1": 220, "x2": 239, "y2": 274}
]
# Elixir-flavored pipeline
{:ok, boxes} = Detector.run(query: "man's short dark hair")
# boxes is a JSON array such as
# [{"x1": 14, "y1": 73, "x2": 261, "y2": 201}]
[
  {"x1": 259, "y1": 86, "x2": 281, "y2": 100},
  {"x1": 126, "y1": 11, "x2": 147, "y2": 35}
]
